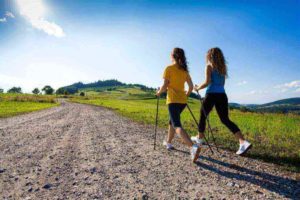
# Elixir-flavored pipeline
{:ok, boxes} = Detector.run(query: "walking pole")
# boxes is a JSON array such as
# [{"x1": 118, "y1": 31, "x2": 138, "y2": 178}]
[
  {"x1": 196, "y1": 91, "x2": 220, "y2": 153},
  {"x1": 186, "y1": 104, "x2": 214, "y2": 154},
  {"x1": 154, "y1": 91, "x2": 160, "y2": 150}
]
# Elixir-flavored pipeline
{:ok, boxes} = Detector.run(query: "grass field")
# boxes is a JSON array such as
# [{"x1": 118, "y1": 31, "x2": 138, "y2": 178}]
[
  {"x1": 0, "y1": 94, "x2": 58, "y2": 118},
  {"x1": 71, "y1": 87, "x2": 300, "y2": 172}
]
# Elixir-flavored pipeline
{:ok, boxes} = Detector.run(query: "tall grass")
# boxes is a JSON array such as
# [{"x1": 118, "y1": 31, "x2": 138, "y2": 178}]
[
  {"x1": 0, "y1": 94, "x2": 58, "y2": 118},
  {"x1": 0, "y1": 93, "x2": 56, "y2": 103}
]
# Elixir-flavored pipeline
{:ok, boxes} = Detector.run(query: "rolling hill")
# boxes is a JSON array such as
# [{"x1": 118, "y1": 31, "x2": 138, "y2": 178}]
[
  {"x1": 58, "y1": 79, "x2": 300, "y2": 114},
  {"x1": 230, "y1": 98, "x2": 300, "y2": 114},
  {"x1": 56, "y1": 79, "x2": 200, "y2": 99},
  {"x1": 261, "y1": 97, "x2": 300, "y2": 106}
]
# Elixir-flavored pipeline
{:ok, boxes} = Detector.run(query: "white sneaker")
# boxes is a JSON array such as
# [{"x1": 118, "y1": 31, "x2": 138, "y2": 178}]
[
  {"x1": 190, "y1": 144, "x2": 201, "y2": 163},
  {"x1": 191, "y1": 136, "x2": 208, "y2": 148},
  {"x1": 236, "y1": 140, "x2": 252, "y2": 155},
  {"x1": 191, "y1": 136, "x2": 204, "y2": 144},
  {"x1": 163, "y1": 141, "x2": 174, "y2": 150}
]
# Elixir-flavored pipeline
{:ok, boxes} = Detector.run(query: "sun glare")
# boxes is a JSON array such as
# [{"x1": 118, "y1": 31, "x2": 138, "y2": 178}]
[{"x1": 16, "y1": 0, "x2": 47, "y2": 20}]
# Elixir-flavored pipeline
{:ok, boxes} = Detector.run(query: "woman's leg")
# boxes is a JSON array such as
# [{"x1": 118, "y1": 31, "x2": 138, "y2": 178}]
[
  {"x1": 175, "y1": 127, "x2": 193, "y2": 147},
  {"x1": 215, "y1": 94, "x2": 245, "y2": 144},
  {"x1": 169, "y1": 104, "x2": 194, "y2": 147},
  {"x1": 167, "y1": 125, "x2": 175, "y2": 143},
  {"x1": 170, "y1": 104, "x2": 201, "y2": 162},
  {"x1": 198, "y1": 94, "x2": 215, "y2": 139}
]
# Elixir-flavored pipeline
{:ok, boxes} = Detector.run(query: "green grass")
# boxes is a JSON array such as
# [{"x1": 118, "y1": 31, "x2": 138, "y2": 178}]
[
  {"x1": 71, "y1": 88, "x2": 300, "y2": 172},
  {"x1": 0, "y1": 94, "x2": 58, "y2": 118}
]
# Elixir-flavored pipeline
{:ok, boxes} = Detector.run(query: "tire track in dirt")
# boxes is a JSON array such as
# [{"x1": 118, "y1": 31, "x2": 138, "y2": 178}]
[{"x1": 0, "y1": 102, "x2": 299, "y2": 199}]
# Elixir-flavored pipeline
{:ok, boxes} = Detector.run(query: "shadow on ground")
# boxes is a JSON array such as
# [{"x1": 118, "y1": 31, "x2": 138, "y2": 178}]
[{"x1": 195, "y1": 156, "x2": 299, "y2": 199}]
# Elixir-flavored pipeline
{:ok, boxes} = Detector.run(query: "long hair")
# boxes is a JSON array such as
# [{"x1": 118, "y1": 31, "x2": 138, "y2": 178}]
[
  {"x1": 172, "y1": 47, "x2": 189, "y2": 72},
  {"x1": 206, "y1": 47, "x2": 228, "y2": 77}
]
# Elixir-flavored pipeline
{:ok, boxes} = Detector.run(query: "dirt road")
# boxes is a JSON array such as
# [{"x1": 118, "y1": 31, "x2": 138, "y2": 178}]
[{"x1": 0, "y1": 102, "x2": 299, "y2": 199}]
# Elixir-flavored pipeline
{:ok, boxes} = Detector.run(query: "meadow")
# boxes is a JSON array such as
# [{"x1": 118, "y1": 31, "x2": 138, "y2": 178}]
[
  {"x1": 71, "y1": 87, "x2": 300, "y2": 172},
  {"x1": 0, "y1": 93, "x2": 58, "y2": 118}
]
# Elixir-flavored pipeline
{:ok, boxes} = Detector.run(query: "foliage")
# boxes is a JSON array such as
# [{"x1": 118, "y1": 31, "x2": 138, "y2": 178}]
[
  {"x1": 0, "y1": 88, "x2": 3, "y2": 93},
  {"x1": 56, "y1": 87, "x2": 66, "y2": 95},
  {"x1": 42, "y1": 85, "x2": 54, "y2": 95},
  {"x1": 57, "y1": 86, "x2": 78, "y2": 95},
  {"x1": 32, "y1": 88, "x2": 40, "y2": 94},
  {"x1": 7, "y1": 87, "x2": 22, "y2": 93}
]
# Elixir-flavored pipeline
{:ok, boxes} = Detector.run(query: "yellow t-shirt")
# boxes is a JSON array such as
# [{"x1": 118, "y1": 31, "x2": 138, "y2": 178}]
[{"x1": 163, "y1": 63, "x2": 191, "y2": 104}]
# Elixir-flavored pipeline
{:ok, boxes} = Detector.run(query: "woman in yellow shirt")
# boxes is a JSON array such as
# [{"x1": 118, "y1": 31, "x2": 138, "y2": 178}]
[{"x1": 156, "y1": 48, "x2": 201, "y2": 163}]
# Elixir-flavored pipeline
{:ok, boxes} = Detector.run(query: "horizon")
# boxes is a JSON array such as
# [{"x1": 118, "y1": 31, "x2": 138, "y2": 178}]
[
  {"x1": 1, "y1": 0, "x2": 299, "y2": 104},
  {"x1": 2, "y1": 78, "x2": 300, "y2": 105}
]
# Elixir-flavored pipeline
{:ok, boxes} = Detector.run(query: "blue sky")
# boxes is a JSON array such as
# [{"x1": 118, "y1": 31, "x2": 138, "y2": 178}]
[{"x1": 0, "y1": 0, "x2": 299, "y2": 103}]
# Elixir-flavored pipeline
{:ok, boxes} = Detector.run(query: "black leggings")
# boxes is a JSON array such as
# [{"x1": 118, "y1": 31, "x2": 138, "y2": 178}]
[{"x1": 198, "y1": 93, "x2": 240, "y2": 134}]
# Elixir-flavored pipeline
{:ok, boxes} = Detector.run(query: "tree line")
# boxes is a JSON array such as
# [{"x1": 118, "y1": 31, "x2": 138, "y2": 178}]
[{"x1": 0, "y1": 86, "x2": 55, "y2": 95}]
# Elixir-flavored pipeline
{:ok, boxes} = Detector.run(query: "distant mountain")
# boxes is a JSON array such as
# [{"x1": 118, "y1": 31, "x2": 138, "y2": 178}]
[
  {"x1": 261, "y1": 98, "x2": 300, "y2": 106},
  {"x1": 230, "y1": 97, "x2": 300, "y2": 114}
]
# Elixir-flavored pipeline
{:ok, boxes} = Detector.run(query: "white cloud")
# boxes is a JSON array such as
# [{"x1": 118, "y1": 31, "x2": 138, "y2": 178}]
[
  {"x1": 237, "y1": 80, "x2": 247, "y2": 86},
  {"x1": 0, "y1": 18, "x2": 7, "y2": 22},
  {"x1": 275, "y1": 80, "x2": 300, "y2": 89},
  {"x1": 5, "y1": 11, "x2": 15, "y2": 18},
  {"x1": 246, "y1": 90, "x2": 269, "y2": 95},
  {"x1": 275, "y1": 80, "x2": 300, "y2": 93},
  {"x1": 0, "y1": 11, "x2": 15, "y2": 23},
  {"x1": 30, "y1": 18, "x2": 65, "y2": 37},
  {"x1": 16, "y1": 0, "x2": 65, "y2": 38}
]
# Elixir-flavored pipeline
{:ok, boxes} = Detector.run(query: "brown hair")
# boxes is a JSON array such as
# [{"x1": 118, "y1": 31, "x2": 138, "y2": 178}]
[
  {"x1": 172, "y1": 47, "x2": 189, "y2": 72},
  {"x1": 206, "y1": 47, "x2": 228, "y2": 77}
]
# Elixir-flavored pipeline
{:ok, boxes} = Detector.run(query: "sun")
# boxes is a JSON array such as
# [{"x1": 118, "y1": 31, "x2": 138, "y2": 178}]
[{"x1": 16, "y1": 0, "x2": 47, "y2": 20}]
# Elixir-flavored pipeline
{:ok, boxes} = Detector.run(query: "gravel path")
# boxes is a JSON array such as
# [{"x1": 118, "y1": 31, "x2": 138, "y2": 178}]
[{"x1": 0, "y1": 102, "x2": 299, "y2": 200}]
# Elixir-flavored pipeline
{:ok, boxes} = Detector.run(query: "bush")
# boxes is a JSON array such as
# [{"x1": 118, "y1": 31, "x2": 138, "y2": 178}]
[{"x1": 80, "y1": 92, "x2": 85, "y2": 96}]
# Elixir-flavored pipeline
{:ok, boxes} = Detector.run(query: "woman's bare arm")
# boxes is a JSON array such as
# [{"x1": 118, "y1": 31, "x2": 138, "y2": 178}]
[
  {"x1": 186, "y1": 77, "x2": 194, "y2": 97},
  {"x1": 156, "y1": 79, "x2": 169, "y2": 96},
  {"x1": 195, "y1": 65, "x2": 212, "y2": 91}
]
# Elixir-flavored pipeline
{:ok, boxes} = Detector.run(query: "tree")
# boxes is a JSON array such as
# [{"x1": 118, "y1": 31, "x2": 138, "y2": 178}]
[
  {"x1": 79, "y1": 92, "x2": 85, "y2": 96},
  {"x1": 32, "y1": 88, "x2": 40, "y2": 95},
  {"x1": 7, "y1": 87, "x2": 22, "y2": 93},
  {"x1": 56, "y1": 86, "x2": 78, "y2": 95},
  {"x1": 0, "y1": 88, "x2": 3, "y2": 93},
  {"x1": 42, "y1": 85, "x2": 54, "y2": 95},
  {"x1": 56, "y1": 87, "x2": 66, "y2": 95}
]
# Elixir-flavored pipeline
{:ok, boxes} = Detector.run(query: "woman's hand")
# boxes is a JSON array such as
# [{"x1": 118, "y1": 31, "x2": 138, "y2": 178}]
[
  {"x1": 194, "y1": 84, "x2": 200, "y2": 92},
  {"x1": 156, "y1": 87, "x2": 161, "y2": 97}
]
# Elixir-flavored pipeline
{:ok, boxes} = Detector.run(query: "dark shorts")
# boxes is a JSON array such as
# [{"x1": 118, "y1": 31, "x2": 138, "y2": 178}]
[{"x1": 168, "y1": 103, "x2": 186, "y2": 128}]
